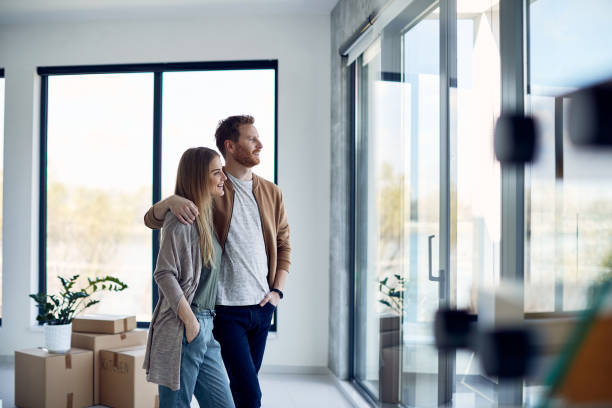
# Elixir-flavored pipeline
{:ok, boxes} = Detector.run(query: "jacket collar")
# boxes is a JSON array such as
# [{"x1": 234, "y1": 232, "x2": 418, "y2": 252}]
[{"x1": 222, "y1": 166, "x2": 259, "y2": 191}]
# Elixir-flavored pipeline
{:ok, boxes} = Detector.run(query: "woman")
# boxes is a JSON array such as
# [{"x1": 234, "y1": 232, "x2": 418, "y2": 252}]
[{"x1": 143, "y1": 147, "x2": 234, "y2": 408}]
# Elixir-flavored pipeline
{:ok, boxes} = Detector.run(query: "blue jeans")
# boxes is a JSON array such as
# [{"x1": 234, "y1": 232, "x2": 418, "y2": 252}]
[
  {"x1": 158, "y1": 310, "x2": 235, "y2": 408},
  {"x1": 213, "y1": 303, "x2": 275, "y2": 408}
]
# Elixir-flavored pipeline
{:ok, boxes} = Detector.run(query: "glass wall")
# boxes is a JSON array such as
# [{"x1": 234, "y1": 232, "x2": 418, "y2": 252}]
[
  {"x1": 525, "y1": 0, "x2": 612, "y2": 313},
  {"x1": 351, "y1": 0, "x2": 612, "y2": 405}
]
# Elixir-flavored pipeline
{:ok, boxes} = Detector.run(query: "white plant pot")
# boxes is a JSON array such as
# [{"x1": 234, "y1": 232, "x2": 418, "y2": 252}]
[{"x1": 44, "y1": 323, "x2": 72, "y2": 353}]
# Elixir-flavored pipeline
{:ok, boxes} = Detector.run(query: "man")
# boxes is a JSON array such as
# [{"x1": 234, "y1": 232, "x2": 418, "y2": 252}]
[{"x1": 144, "y1": 115, "x2": 290, "y2": 408}]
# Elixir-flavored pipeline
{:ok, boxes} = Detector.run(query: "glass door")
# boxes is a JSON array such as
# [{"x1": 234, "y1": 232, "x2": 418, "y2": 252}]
[
  {"x1": 353, "y1": 1, "x2": 446, "y2": 406},
  {"x1": 399, "y1": 4, "x2": 443, "y2": 407}
]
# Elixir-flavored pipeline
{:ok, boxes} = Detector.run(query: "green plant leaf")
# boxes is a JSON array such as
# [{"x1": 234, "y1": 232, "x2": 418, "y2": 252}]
[{"x1": 380, "y1": 299, "x2": 392, "y2": 308}]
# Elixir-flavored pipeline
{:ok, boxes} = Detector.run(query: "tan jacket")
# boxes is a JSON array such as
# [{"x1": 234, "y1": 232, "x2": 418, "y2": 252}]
[
  {"x1": 142, "y1": 213, "x2": 203, "y2": 390},
  {"x1": 144, "y1": 170, "x2": 291, "y2": 287}
]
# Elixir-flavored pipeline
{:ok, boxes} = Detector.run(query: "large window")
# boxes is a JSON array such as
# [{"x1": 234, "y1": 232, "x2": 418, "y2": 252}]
[
  {"x1": 525, "y1": 0, "x2": 612, "y2": 313},
  {"x1": 40, "y1": 62, "x2": 277, "y2": 324},
  {"x1": 45, "y1": 73, "x2": 154, "y2": 322},
  {"x1": 161, "y1": 70, "x2": 275, "y2": 198},
  {"x1": 0, "y1": 68, "x2": 4, "y2": 324}
]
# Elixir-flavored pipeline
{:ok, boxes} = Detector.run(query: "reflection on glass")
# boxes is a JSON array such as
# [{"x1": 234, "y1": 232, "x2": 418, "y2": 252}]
[
  {"x1": 453, "y1": 1, "x2": 501, "y2": 405},
  {"x1": 0, "y1": 76, "x2": 4, "y2": 319},
  {"x1": 161, "y1": 70, "x2": 276, "y2": 198},
  {"x1": 354, "y1": 6, "x2": 441, "y2": 406},
  {"x1": 526, "y1": 0, "x2": 612, "y2": 313},
  {"x1": 47, "y1": 74, "x2": 153, "y2": 321}
]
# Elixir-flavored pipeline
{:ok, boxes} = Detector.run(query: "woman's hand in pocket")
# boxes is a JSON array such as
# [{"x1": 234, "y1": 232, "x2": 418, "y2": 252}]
[{"x1": 185, "y1": 319, "x2": 200, "y2": 344}]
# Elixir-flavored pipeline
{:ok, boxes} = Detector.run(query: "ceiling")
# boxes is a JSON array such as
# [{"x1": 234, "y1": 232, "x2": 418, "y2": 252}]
[{"x1": 0, "y1": 0, "x2": 339, "y2": 24}]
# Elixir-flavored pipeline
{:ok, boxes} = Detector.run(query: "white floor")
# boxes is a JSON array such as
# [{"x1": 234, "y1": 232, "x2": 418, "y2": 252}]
[{"x1": 0, "y1": 360, "x2": 360, "y2": 408}]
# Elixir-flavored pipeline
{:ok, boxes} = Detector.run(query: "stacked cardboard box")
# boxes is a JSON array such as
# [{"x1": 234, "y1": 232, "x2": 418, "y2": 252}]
[
  {"x1": 71, "y1": 314, "x2": 152, "y2": 406},
  {"x1": 73, "y1": 314, "x2": 137, "y2": 334},
  {"x1": 14, "y1": 315, "x2": 155, "y2": 408},
  {"x1": 100, "y1": 347, "x2": 158, "y2": 408},
  {"x1": 14, "y1": 348, "x2": 93, "y2": 408}
]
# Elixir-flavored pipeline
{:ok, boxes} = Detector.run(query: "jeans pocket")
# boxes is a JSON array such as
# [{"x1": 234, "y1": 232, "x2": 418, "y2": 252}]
[{"x1": 185, "y1": 321, "x2": 202, "y2": 345}]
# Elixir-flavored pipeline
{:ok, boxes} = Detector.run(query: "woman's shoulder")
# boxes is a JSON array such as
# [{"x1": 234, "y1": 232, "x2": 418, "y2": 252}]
[{"x1": 162, "y1": 212, "x2": 196, "y2": 237}]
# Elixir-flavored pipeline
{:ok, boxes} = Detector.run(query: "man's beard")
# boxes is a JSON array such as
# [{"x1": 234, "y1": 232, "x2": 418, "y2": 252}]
[{"x1": 234, "y1": 144, "x2": 260, "y2": 167}]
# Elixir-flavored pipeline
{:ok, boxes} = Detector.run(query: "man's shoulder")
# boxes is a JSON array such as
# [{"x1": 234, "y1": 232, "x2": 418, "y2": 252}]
[{"x1": 254, "y1": 173, "x2": 282, "y2": 195}]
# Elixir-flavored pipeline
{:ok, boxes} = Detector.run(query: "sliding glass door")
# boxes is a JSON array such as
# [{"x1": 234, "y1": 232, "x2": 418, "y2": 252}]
[
  {"x1": 352, "y1": 1, "x2": 502, "y2": 406},
  {"x1": 353, "y1": 1, "x2": 446, "y2": 406}
]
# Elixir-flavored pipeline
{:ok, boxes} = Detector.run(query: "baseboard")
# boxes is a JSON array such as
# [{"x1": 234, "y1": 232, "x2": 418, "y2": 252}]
[{"x1": 259, "y1": 365, "x2": 330, "y2": 375}]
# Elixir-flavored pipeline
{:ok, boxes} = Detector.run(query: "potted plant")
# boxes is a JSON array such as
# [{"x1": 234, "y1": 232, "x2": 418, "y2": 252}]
[{"x1": 30, "y1": 274, "x2": 127, "y2": 353}]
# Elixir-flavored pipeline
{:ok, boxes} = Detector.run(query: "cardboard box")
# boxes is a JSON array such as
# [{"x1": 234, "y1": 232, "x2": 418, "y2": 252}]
[
  {"x1": 15, "y1": 348, "x2": 93, "y2": 408},
  {"x1": 72, "y1": 314, "x2": 136, "y2": 334},
  {"x1": 100, "y1": 346, "x2": 157, "y2": 408},
  {"x1": 72, "y1": 328, "x2": 147, "y2": 404}
]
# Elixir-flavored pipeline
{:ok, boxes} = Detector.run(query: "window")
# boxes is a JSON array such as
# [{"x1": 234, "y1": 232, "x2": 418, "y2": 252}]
[
  {"x1": 0, "y1": 68, "x2": 4, "y2": 324},
  {"x1": 161, "y1": 69, "x2": 276, "y2": 198},
  {"x1": 40, "y1": 62, "x2": 277, "y2": 325},
  {"x1": 45, "y1": 73, "x2": 154, "y2": 322},
  {"x1": 525, "y1": 0, "x2": 612, "y2": 313}
]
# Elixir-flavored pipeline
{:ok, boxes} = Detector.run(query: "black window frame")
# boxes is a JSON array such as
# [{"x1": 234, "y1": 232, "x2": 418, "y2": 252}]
[
  {"x1": 0, "y1": 67, "x2": 4, "y2": 327},
  {"x1": 38, "y1": 60, "x2": 279, "y2": 331}
]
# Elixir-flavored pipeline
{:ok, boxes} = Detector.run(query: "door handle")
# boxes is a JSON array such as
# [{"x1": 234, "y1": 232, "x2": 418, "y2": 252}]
[{"x1": 428, "y1": 234, "x2": 440, "y2": 282}]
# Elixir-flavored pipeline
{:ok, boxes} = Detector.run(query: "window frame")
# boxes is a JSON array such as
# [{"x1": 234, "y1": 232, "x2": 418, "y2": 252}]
[
  {"x1": 0, "y1": 67, "x2": 4, "y2": 327},
  {"x1": 38, "y1": 61, "x2": 279, "y2": 330}
]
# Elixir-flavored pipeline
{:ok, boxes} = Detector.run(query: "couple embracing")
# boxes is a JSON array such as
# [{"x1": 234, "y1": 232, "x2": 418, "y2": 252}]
[{"x1": 142, "y1": 115, "x2": 291, "y2": 408}]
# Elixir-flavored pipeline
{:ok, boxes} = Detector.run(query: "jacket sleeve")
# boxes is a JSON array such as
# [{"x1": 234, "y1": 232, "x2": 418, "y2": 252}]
[
  {"x1": 144, "y1": 206, "x2": 164, "y2": 230},
  {"x1": 153, "y1": 215, "x2": 189, "y2": 316},
  {"x1": 276, "y1": 192, "x2": 291, "y2": 272}
]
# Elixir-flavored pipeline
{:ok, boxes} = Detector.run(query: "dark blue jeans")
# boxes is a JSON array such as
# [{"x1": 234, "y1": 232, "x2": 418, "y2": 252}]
[{"x1": 213, "y1": 303, "x2": 275, "y2": 408}]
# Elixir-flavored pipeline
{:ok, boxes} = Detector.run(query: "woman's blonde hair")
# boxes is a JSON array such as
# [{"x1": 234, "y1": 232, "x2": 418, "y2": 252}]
[{"x1": 174, "y1": 147, "x2": 219, "y2": 266}]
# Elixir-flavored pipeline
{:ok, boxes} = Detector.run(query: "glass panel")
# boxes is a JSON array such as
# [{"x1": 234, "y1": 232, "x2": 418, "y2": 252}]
[
  {"x1": 354, "y1": 42, "x2": 384, "y2": 401},
  {"x1": 453, "y1": 1, "x2": 501, "y2": 405},
  {"x1": 161, "y1": 69, "x2": 276, "y2": 199},
  {"x1": 401, "y1": 9, "x2": 441, "y2": 407},
  {"x1": 354, "y1": 5, "x2": 441, "y2": 406},
  {"x1": 525, "y1": 2, "x2": 612, "y2": 404},
  {"x1": 0, "y1": 75, "x2": 4, "y2": 320},
  {"x1": 530, "y1": 0, "x2": 612, "y2": 95},
  {"x1": 525, "y1": 0, "x2": 612, "y2": 314},
  {"x1": 47, "y1": 73, "x2": 153, "y2": 322}
]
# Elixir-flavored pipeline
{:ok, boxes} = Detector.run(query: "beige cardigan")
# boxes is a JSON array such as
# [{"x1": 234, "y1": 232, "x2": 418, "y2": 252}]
[{"x1": 142, "y1": 213, "x2": 204, "y2": 391}]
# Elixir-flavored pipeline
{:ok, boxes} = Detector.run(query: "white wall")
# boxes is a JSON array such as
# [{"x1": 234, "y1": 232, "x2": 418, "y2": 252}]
[{"x1": 0, "y1": 14, "x2": 331, "y2": 369}]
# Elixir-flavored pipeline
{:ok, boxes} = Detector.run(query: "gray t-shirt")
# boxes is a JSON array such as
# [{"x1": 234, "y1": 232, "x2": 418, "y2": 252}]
[{"x1": 216, "y1": 173, "x2": 269, "y2": 305}]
